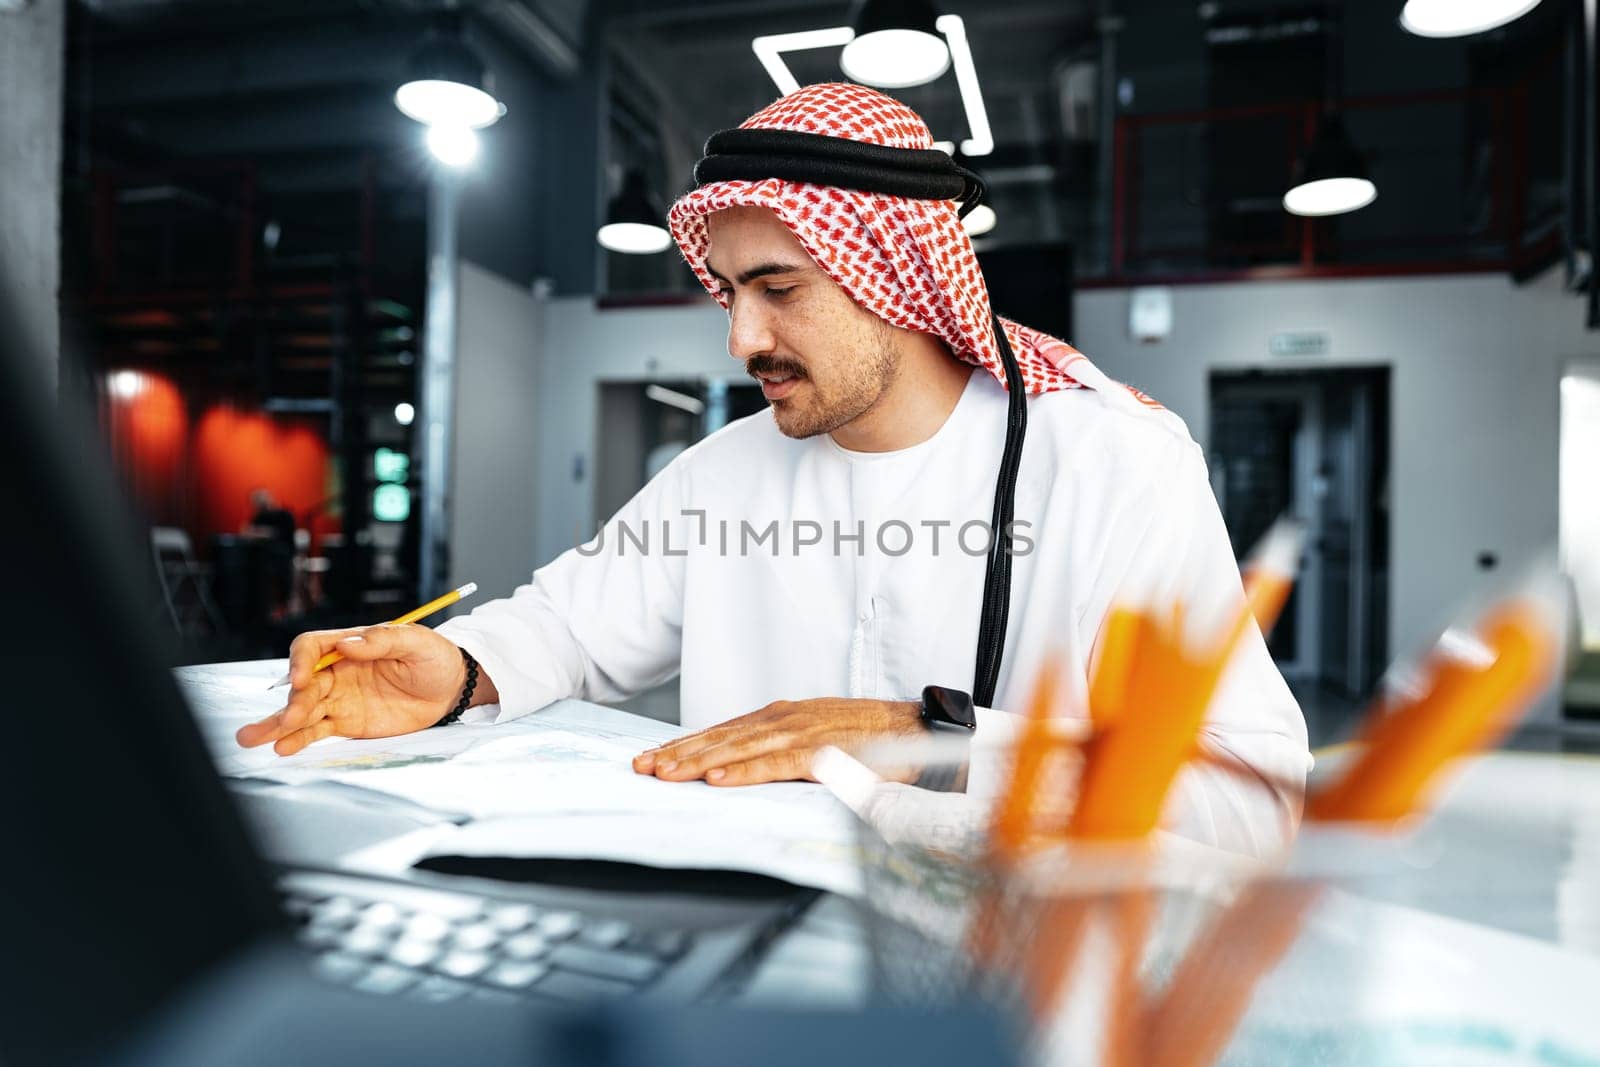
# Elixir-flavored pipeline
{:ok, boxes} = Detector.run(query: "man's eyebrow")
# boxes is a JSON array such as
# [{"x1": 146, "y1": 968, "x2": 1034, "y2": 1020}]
[{"x1": 705, "y1": 260, "x2": 810, "y2": 286}]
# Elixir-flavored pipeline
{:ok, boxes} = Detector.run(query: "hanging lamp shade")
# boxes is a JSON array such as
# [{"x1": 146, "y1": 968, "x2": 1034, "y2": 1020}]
[
  {"x1": 395, "y1": 18, "x2": 505, "y2": 129},
  {"x1": 1399, "y1": 0, "x2": 1545, "y2": 38},
  {"x1": 839, "y1": 0, "x2": 950, "y2": 89},
  {"x1": 1283, "y1": 114, "x2": 1377, "y2": 217},
  {"x1": 598, "y1": 170, "x2": 672, "y2": 254},
  {"x1": 962, "y1": 202, "x2": 996, "y2": 235}
]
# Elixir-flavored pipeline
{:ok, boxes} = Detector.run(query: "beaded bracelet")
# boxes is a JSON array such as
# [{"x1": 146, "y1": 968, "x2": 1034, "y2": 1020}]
[{"x1": 432, "y1": 646, "x2": 478, "y2": 728}]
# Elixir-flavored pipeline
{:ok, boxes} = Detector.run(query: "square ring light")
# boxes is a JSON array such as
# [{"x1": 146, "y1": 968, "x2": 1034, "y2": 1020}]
[{"x1": 751, "y1": 15, "x2": 993, "y2": 157}]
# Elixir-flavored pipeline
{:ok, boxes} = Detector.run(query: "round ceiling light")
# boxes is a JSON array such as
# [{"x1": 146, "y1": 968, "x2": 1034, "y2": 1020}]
[
  {"x1": 597, "y1": 222, "x2": 673, "y2": 255},
  {"x1": 839, "y1": 0, "x2": 950, "y2": 89},
  {"x1": 395, "y1": 79, "x2": 502, "y2": 129},
  {"x1": 1284, "y1": 115, "x2": 1377, "y2": 217},
  {"x1": 1399, "y1": 0, "x2": 1545, "y2": 38},
  {"x1": 1283, "y1": 177, "x2": 1378, "y2": 217},
  {"x1": 962, "y1": 203, "x2": 996, "y2": 236},
  {"x1": 597, "y1": 170, "x2": 672, "y2": 254},
  {"x1": 395, "y1": 18, "x2": 505, "y2": 128}
]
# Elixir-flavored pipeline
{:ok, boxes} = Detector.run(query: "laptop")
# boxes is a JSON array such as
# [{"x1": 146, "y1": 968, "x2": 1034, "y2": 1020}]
[{"x1": 0, "y1": 286, "x2": 1014, "y2": 1065}]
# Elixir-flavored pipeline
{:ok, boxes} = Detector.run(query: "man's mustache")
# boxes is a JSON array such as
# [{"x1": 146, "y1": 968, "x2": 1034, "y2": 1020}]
[{"x1": 746, "y1": 356, "x2": 807, "y2": 381}]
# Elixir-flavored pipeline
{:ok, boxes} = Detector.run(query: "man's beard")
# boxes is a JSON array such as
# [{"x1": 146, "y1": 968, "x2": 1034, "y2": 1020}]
[{"x1": 752, "y1": 331, "x2": 898, "y2": 440}]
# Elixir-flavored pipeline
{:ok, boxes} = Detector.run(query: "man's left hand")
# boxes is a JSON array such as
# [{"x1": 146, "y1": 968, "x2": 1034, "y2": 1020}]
[{"x1": 632, "y1": 698, "x2": 923, "y2": 786}]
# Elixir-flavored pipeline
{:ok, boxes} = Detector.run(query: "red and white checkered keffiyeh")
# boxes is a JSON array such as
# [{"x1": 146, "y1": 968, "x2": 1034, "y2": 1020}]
[{"x1": 668, "y1": 82, "x2": 1165, "y2": 411}]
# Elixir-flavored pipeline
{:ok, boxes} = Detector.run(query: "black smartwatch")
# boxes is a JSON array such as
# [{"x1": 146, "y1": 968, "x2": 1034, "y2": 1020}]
[
  {"x1": 919, "y1": 685, "x2": 977, "y2": 733},
  {"x1": 914, "y1": 686, "x2": 975, "y2": 792}
]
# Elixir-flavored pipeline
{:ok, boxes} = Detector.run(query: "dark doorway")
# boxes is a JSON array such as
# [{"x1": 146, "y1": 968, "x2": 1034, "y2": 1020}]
[
  {"x1": 594, "y1": 379, "x2": 765, "y2": 525},
  {"x1": 1210, "y1": 366, "x2": 1390, "y2": 697}
]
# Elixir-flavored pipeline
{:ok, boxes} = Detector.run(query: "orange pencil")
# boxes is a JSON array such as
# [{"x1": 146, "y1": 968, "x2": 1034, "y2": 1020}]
[
  {"x1": 1307, "y1": 581, "x2": 1563, "y2": 824},
  {"x1": 989, "y1": 666, "x2": 1065, "y2": 859},
  {"x1": 1069, "y1": 523, "x2": 1302, "y2": 840},
  {"x1": 1088, "y1": 605, "x2": 1144, "y2": 730}
]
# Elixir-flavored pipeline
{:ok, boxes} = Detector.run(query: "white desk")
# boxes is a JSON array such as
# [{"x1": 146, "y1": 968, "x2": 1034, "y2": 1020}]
[{"x1": 182, "y1": 659, "x2": 1600, "y2": 1049}]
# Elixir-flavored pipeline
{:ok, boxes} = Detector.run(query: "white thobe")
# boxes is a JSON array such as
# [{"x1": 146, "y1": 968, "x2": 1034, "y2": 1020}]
[{"x1": 437, "y1": 368, "x2": 1312, "y2": 858}]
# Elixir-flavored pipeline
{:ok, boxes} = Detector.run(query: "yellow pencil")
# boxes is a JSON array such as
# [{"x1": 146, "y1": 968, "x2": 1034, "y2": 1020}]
[{"x1": 266, "y1": 582, "x2": 478, "y2": 689}]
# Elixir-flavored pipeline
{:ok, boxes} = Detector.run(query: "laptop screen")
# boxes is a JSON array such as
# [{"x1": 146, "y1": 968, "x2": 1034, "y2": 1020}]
[{"x1": 0, "y1": 294, "x2": 285, "y2": 1060}]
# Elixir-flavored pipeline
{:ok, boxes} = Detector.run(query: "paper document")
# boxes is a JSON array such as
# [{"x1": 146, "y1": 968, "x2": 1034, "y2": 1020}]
[
  {"x1": 300, "y1": 729, "x2": 860, "y2": 896},
  {"x1": 176, "y1": 662, "x2": 678, "y2": 780},
  {"x1": 177, "y1": 664, "x2": 492, "y2": 779},
  {"x1": 298, "y1": 729, "x2": 826, "y2": 816},
  {"x1": 177, "y1": 663, "x2": 859, "y2": 894},
  {"x1": 176, "y1": 664, "x2": 303, "y2": 776}
]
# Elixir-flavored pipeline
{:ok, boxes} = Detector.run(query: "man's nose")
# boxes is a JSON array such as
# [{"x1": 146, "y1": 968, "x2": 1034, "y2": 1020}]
[{"x1": 726, "y1": 299, "x2": 775, "y2": 363}]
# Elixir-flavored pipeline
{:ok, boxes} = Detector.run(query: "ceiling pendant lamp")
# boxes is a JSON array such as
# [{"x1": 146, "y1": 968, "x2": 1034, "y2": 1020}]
[
  {"x1": 1399, "y1": 0, "x2": 1545, "y2": 38},
  {"x1": 839, "y1": 0, "x2": 950, "y2": 89},
  {"x1": 1283, "y1": 114, "x2": 1377, "y2": 216},
  {"x1": 395, "y1": 14, "x2": 506, "y2": 129},
  {"x1": 1284, "y1": 1, "x2": 1376, "y2": 218},
  {"x1": 597, "y1": 169, "x2": 672, "y2": 254},
  {"x1": 962, "y1": 202, "x2": 997, "y2": 236}
]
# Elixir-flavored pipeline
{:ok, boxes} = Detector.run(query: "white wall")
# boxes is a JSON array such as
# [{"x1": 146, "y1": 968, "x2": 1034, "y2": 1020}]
[
  {"x1": 449, "y1": 261, "x2": 545, "y2": 605},
  {"x1": 1076, "y1": 270, "x2": 1600, "y2": 724},
  {"x1": 532, "y1": 297, "x2": 735, "y2": 567},
  {"x1": 1, "y1": 0, "x2": 64, "y2": 386},
  {"x1": 1561, "y1": 365, "x2": 1600, "y2": 649}
]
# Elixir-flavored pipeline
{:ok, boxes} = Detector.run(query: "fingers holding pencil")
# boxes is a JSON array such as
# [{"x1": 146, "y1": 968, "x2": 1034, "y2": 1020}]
[
  {"x1": 237, "y1": 582, "x2": 486, "y2": 756},
  {"x1": 233, "y1": 628, "x2": 354, "y2": 750},
  {"x1": 267, "y1": 582, "x2": 478, "y2": 689},
  {"x1": 235, "y1": 621, "x2": 488, "y2": 754},
  {"x1": 288, "y1": 626, "x2": 372, "y2": 689},
  {"x1": 235, "y1": 662, "x2": 336, "y2": 753}
]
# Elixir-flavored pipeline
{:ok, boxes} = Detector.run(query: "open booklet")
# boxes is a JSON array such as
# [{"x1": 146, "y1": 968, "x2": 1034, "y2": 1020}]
[{"x1": 176, "y1": 662, "x2": 864, "y2": 895}]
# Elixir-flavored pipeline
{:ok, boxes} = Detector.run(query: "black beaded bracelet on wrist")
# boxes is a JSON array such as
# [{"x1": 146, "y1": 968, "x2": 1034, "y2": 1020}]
[{"x1": 433, "y1": 647, "x2": 478, "y2": 728}]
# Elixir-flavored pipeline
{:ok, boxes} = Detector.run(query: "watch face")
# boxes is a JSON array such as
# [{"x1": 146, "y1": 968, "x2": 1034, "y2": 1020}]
[{"x1": 923, "y1": 685, "x2": 976, "y2": 730}]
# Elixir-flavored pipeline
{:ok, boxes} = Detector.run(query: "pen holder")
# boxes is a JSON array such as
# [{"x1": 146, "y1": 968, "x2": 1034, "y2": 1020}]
[
  {"x1": 845, "y1": 797, "x2": 1600, "y2": 1067},
  {"x1": 849, "y1": 812, "x2": 1237, "y2": 1000}
]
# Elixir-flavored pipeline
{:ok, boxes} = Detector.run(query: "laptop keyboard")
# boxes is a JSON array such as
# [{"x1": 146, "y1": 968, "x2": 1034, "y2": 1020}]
[{"x1": 280, "y1": 871, "x2": 693, "y2": 1007}]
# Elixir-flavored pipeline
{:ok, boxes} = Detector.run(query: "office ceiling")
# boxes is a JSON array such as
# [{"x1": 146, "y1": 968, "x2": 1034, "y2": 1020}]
[{"x1": 63, "y1": 0, "x2": 1573, "y2": 291}]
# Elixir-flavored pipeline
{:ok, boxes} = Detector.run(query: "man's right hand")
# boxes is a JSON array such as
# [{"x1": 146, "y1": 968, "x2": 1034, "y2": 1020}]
[{"x1": 235, "y1": 624, "x2": 486, "y2": 756}]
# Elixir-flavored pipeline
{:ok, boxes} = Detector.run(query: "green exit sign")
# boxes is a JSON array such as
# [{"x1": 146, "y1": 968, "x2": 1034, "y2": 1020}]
[
  {"x1": 1269, "y1": 331, "x2": 1330, "y2": 357},
  {"x1": 375, "y1": 447, "x2": 410, "y2": 484},
  {"x1": 373, "y1": 484, "x2": 410, "y2": 522}
]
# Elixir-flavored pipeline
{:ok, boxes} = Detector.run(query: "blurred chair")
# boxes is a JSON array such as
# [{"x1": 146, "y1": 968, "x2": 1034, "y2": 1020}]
[{"x1": 150, "y1": 526, "x2": 224, "y2": 638}]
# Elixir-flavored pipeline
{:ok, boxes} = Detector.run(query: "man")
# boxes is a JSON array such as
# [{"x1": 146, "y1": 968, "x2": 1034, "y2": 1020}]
[
  {"x1": 242, "y1": 487, "x2": 297, "y2": 618},
  {"x1": 238, "y1": 84, "x2": 1309, "y2": 856},
  {"x1": 243, "y1": 488, "x2": 296, "y2": 547}
]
